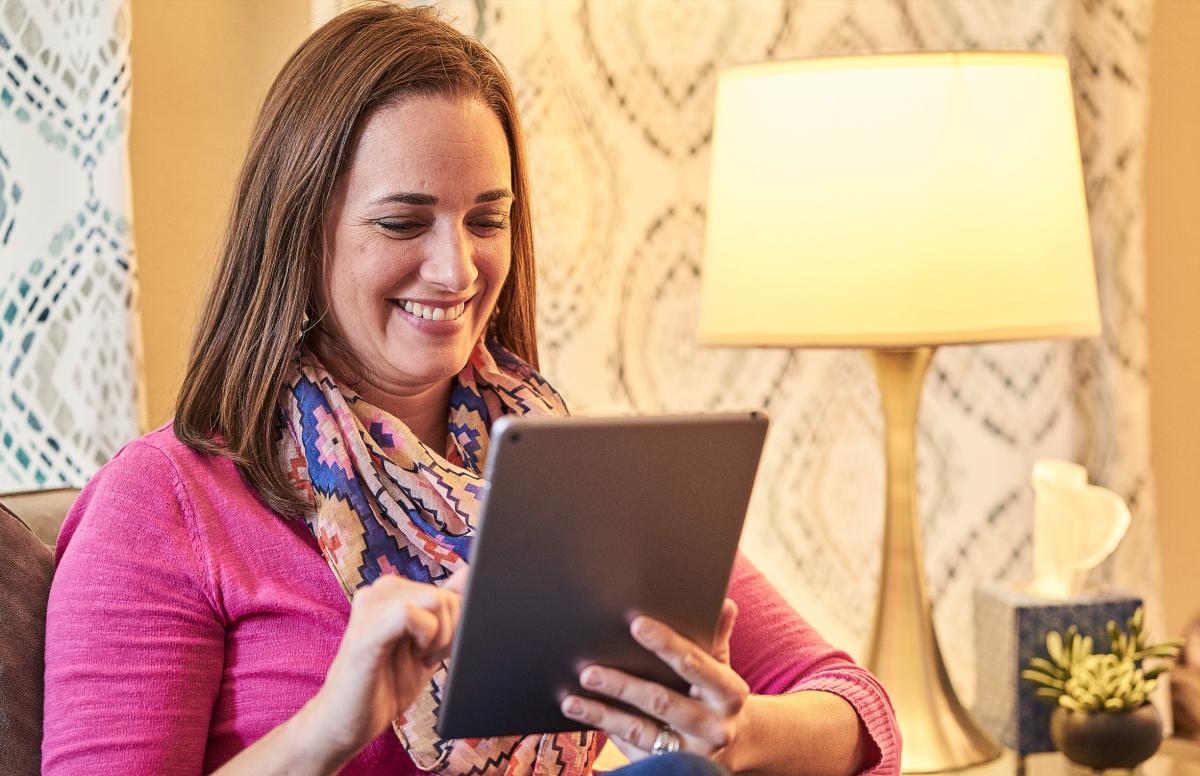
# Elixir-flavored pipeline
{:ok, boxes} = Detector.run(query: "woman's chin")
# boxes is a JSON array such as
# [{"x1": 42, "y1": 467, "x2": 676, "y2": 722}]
[{"x1": 381, "y1": 342, "x2": 475, "y2": 385}]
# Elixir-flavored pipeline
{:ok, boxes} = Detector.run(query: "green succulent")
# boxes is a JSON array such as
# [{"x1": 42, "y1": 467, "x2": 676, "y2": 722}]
[{"x1": 1021, "y1": 607, "x2": 1184, "y2": 712}]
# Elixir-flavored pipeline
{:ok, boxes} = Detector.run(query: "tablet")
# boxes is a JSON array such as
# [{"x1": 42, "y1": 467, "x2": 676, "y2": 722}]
[{"x1": 436, "y1": 412, "x2": 769, "y2": 739}]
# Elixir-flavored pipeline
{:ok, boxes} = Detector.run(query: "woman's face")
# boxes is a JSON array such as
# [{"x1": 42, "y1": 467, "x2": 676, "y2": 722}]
[{"x1": 320, "y1": 95, "x2": 513, "y2": 396}]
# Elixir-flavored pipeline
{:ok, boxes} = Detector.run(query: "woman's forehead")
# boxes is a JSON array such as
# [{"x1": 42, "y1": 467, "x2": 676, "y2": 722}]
[{"x1": 347, "y1": 96, "x2": 511, "y2": 189}]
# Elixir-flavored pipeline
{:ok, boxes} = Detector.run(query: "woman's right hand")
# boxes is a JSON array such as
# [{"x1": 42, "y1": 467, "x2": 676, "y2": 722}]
[{"x1": 297, "y1": 568, "x2": 469, "y2": 766}]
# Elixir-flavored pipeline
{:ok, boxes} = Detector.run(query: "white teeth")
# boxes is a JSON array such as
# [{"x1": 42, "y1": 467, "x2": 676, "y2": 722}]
[{"x1": 398, "y1": 299, "x2": 467, "y2": 321}]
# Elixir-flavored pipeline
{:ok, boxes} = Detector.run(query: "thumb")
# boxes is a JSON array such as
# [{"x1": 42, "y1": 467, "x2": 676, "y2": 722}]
[
  {"x1": 712, "y1": 598, "x2": 738, "y2": 663},
  {"x1": 444, "y1": 565, "x2": 471, "y2": 595}
]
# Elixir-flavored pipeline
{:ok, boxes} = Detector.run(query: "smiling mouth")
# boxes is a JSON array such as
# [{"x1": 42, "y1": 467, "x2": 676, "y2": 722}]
[{"x1": 394, "y1": 299, "x2": 468, "y2": 322}]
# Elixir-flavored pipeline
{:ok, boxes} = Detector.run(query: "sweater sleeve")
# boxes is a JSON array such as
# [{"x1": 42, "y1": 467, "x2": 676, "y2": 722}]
[
  {"x1": 42, "y1": 440, "x2": 225, "y2": 775},
  {"x1": 727, "y1": 553, "x2": 901, "y2": 776}
]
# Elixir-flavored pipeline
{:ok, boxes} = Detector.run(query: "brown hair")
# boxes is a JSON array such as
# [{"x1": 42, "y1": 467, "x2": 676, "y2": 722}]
[{"x1": 175, "y1": 3, "x2": 538, "y2": 516}]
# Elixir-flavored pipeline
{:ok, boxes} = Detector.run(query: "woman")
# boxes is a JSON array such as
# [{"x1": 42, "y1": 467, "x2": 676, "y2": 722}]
[{"x1": 42, "y1": 5, "x2": 900, "y2": 775}]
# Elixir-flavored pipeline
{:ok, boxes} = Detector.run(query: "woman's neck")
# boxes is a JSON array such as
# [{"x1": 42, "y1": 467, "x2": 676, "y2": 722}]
[
  {"x1": 310, "y1": 339, "x2": 455, "y2": 455},
  {"x1": 360, "y1": 379, "x2": 454, "y2": 455}
]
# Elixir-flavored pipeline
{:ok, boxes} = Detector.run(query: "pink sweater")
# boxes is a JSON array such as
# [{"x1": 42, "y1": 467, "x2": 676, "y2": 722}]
[{"x1": 43, "y1": 426, "x2": 900, "y2": 775}]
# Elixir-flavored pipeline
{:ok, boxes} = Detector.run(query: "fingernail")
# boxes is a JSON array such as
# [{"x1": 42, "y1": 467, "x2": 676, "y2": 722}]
[
  {"x1": 562, "y1": 697, "x2": 584, "y2": 718},
  {"x1": 580, "y1": 668, "x2": 601, "y2": 689},
  {"x1": 632, "y1": 617, "x2": 658, "y2": 644}
]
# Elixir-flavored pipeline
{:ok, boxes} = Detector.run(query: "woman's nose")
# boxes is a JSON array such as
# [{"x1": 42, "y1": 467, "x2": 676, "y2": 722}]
[{"x1": 421, "y1": 223, "x2": 479, "y2": 291}]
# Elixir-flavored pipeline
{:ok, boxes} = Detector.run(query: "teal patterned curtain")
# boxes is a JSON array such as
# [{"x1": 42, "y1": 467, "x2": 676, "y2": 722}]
[{"x1": 0, "y1": 0, "x2": 139, "y2": 491}]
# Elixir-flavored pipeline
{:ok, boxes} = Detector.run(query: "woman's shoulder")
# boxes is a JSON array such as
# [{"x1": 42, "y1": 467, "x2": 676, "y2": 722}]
[
  {"x1": 56, "y1": 423, "x2": 265, "y2": 560},
  {"x1": 118, "y1": 422, "x2": 233, "y2": 472},
  {"x1": 93, "y1": 422, "x2": 251, "y2": 499}
]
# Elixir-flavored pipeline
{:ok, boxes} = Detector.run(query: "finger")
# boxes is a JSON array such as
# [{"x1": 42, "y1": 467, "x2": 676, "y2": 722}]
[
  {"x1": 365, "y1": 574, "x2": 442, "y2": 609},
  {"x1": 444, "y1": 566, "x2": 471, "y2": 594},
  {"x1": 350, "y1": 577, "x2": 460, "y2": 666},
  {"x1": 430, "y1": 591, "x2": 455, "y2": 652},
  {"x1": 578, "y1": 665, "x2": 730, "y2": 749},
  {"x1": 560, "y1": 694, "x2": 664, "y2": 754},
  {"x1": 341, "y1": 593, "x2": 427, "y2": 668},
  {"x1": 403, "y1": 602, "x2": 441, "y2": 650},
  {"x1": 606, "y1": 732, "x2": 651, "y2": 764},
  {"x1": 421, "y1": 590, "x2": 460, "y2": 665},
  {"x1": 631, "y1": 616, "x2": 748, "y2": 716},
  {"x1": 711, "y1": 599, "x2": 738, "y2": 663}
]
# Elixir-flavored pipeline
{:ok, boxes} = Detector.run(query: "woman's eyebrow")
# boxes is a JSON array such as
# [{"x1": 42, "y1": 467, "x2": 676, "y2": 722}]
[
  {"x1": 368, "y1": 189, "x2": 513, "y2": 207},
  {"x1": 474, "y1": 188, "x2": 513, "y2": 203},
  {"x1": 371, "y1": 192, "x2": 438, "y2": 206}
]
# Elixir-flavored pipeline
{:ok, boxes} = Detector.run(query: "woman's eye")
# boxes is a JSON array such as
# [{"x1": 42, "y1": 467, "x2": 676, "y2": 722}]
[
  {"x1": 375, "y1": 219, "x2": 424, "y2": 235},
  {"x1": 471, "y1": 217, "x2": 509, "y2": 233}
]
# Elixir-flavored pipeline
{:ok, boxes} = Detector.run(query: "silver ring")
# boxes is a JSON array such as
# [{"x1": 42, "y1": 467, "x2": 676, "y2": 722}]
[{"x1": 650, "y1": 725, "x2": 681, "y2": 755}]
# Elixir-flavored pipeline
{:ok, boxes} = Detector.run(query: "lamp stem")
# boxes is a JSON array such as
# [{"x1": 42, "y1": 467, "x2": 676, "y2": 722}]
[{"x1": 866, "y1": 347, "x2": 1001, "y2": 773}]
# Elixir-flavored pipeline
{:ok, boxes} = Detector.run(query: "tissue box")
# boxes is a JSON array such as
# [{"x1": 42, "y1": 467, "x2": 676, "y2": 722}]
[{"x1": 973, "y1": 584, "x2": 1142, "y2": 755}]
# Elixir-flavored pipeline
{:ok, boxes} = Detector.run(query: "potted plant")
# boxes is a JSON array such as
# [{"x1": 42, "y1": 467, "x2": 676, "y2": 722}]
[{"x1": 1022, "y1": 607, "x2": 1184, "y2": 770}]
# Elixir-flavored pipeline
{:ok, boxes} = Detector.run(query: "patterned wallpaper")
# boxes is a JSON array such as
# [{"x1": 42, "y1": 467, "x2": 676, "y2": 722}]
[
  {"x1": 409, "y1": 0, "x2": 1162, "y2": 707},
  {"x1": 0, "y1": 0, "x2": 1159, "y2": 718},
  {"x1": 0, "y1": 0, "x2": 138, "y2": 491}
]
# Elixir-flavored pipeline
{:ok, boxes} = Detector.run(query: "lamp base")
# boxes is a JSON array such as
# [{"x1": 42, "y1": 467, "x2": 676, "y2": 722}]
[{"x1": 866, "y1": 348, "x2": 1002, "y2": 773}]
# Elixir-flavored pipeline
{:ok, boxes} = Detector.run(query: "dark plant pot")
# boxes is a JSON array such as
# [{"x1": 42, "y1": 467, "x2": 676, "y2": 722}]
[{"x1": 1050, "y1": 704, "x2": 1163, "y2": 770}]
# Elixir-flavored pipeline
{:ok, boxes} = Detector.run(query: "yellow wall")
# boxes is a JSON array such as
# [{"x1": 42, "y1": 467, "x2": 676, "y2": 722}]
[
  {"x1": 130, "y1": 0, "x2": 310, "y2": 429},
  {"x1": 1145, "y1": 0, "x2": 1200, "y2": 638}
]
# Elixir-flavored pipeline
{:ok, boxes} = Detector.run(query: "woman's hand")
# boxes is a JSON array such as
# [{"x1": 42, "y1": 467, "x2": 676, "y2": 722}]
[
  {"x1": 560, "y1": 598, "x2": 749, "y2": 767},
  {"x1": 297, "y1": 569, "x2": 468, "y2": 767}
]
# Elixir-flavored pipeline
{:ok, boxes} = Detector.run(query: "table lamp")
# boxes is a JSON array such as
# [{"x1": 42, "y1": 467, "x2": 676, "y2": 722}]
[{"x1": 699, "y1": 52, "x2": 1100, "y2": 773}]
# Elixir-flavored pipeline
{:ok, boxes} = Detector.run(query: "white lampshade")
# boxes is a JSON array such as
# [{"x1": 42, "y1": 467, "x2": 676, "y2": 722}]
[{"x1": 699, "y1": 52, "x2": 1101, "y2": 348}]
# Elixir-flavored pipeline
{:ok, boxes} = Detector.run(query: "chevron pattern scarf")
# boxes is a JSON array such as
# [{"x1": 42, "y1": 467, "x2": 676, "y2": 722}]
[{"x1": 278, "y1": 339, "x2": 599, "y2": 774}]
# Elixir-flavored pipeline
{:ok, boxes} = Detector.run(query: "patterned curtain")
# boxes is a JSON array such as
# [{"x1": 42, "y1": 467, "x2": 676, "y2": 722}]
[
  {"x1": 408, "y1": 0, "x2": 1161, "y2": 707},
  {"x1": 0, "y1": 0, "x2": 138, "y2": 492}
]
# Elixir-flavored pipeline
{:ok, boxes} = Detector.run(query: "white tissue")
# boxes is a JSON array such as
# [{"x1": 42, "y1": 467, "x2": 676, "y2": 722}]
[{"x1": 1029, "y1": 460, "x2": 1131, "y2": 599}]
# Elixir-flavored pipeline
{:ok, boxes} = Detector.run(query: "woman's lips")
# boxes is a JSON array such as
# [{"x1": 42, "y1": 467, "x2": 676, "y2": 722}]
[
  {"x1": 395, "y1": 298, "x2": 467, "y2": 322},
  {"x1": 390, "y1": 297, "x2": 471, "y2": 333}
]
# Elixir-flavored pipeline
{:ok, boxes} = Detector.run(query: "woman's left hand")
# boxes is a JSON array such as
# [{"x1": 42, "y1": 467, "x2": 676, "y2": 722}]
[{"x1": 560, "y1": 598, "x2": 749, "y2": 766}]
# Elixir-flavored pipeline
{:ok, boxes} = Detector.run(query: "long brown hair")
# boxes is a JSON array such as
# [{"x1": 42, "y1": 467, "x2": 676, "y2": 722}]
[{"x1": 175, "y1": 3, "x2": 539, "y2": 516}]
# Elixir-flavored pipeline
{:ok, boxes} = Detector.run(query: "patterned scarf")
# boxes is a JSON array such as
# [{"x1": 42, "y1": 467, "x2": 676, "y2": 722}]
[{"x1": 278, "y1": 339, "x2": 599, "y2": 775}]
